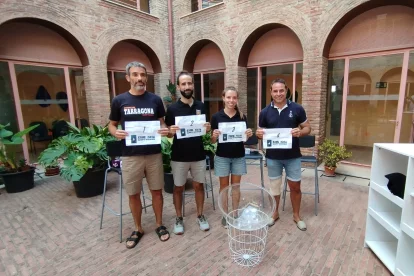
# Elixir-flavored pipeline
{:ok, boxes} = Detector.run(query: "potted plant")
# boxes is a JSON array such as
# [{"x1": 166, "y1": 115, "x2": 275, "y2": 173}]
[
  {"x1": 163, "y1": 80, "x2": 177, "y2": 107},
  {"x1": 0, "y1": 123, "x2": 39, "y2": 193},
  {"x1": 202, "y1": 132, "x2": 217, "y2": 170},
  {"x1": 161, "y1": 136, "x2": 174, "y2": 194},
  {"x1": 38, "y1": 122, "x2": 115, "y2": 198},
  {"x1": 318, "y1": 139, "x2": 352, "y2": 176},
  {"x1": 44, "y1": 162, "x2": 60, "y2": 176}
]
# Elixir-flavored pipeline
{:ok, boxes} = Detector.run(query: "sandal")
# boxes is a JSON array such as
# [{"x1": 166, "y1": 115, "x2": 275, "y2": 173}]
[
  {"x1": 126, "y1": 231, "x2": 144, "y2": 249},
  {"x1": 155, "y1": 225, "x2": 170, "y2": 242}
]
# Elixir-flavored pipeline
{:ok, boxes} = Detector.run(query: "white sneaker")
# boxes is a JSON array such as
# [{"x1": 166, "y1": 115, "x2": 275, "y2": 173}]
[
  {"x1": 173, "y1": 217, "x2": 184, "y2": 235},
  {"x1": 196, "y1": 215, "x2": 210, "y2": 231}
]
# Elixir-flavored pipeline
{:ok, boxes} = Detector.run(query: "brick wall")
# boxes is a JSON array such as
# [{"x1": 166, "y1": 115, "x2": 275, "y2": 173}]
[
  {"x1": 172, "y1": 0, "x2": 386, "y2": 154},
  {"x1": 0, "y1": 0, "x2": 171, "y2": 126},
  {"x1": 0, "y1": 0, "x2": 407, "y2": 147}
]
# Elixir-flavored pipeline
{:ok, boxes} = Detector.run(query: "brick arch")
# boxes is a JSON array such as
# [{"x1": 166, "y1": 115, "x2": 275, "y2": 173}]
[
  {"x1": 0, "y1": 12, "x2": 91, "y2": 66},
  {"x1": 179, "y1": 35, "x2": 230, "y2": 73},
  {"x1": 105, "y1": 39, "x2": 162, "y2": 74},
  {"x1": 320, "y1": 0, "x2": 414, "y2": 57},
  {"x1": 97, "y1": 30, "x2": 164, "y2": 74},
  {"x1": 182, "y1": 39, "x2": 226, "y2": 73},
  {"x1": 234, "y1": 13, "x2": 310, "y2": 67}
]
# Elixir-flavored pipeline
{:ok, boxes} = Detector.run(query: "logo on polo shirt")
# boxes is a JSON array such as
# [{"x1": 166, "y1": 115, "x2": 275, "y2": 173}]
[{"x1": 289, "y1": 111, "x2": 293, "y2": 118}]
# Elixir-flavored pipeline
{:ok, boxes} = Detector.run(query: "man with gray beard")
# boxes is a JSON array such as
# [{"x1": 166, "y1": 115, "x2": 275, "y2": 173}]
[{"x1": 108, "y1": 61, "x2": 170, "y2": 249}]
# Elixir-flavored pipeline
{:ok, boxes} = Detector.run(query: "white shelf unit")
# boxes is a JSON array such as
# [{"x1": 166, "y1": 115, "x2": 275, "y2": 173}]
[{"x1": 365, "y1": 143, "x2": 414, "y2": 274}]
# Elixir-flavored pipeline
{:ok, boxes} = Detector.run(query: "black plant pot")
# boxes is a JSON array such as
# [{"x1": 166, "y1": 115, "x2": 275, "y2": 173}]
[
  {"x1": 164, "y1": 172, "x2": 174, "y2": 194},
  {"x1": 1, "y1": 167, "x2": 35, "y2": 193},
  {"x1": 73, "y1": 167, "x2": 106, "y2": 198}
]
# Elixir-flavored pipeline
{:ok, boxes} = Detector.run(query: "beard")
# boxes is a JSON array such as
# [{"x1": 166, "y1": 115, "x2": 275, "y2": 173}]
[
  {"x1": 180, "y1": 89, "x2": 193, "y2": 99},
  {"x1": 132, "y1": 82, "x2": 145, "y2": 91}
]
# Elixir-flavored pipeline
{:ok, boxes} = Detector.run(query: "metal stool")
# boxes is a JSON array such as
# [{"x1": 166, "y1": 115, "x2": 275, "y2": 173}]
[
  {"x1": 99, "y1": 141, "x2": 152, "y2": 242},
  {"x1": 182, "y1": 155, "x2": 215, "y2": 217},
  {"x1": 282, "y1": 135, "x2": 320, "y2": 216}
]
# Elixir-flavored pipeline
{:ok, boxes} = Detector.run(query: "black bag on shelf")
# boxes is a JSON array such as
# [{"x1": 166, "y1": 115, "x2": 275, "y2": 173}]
[{"x1": 385, "y1": 172, "x2": 406, "y2": 199}]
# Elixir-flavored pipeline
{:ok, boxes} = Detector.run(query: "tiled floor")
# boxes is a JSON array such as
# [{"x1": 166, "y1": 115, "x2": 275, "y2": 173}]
[{"x1": 0, "y1": 165, "x2": 391, "y2": 276}]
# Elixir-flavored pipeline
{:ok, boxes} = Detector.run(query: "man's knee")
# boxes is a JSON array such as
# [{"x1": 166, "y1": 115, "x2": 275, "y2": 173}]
[
  {"x1": 269, "y1": 178, "x2": 282, "y2": 196},
  {"x1": 151, "y1": 189, "x2": 163, "y2": 199},
  {"x1": 129, "y1": 193, "x2": 141, "y2": 200},
  {"x1": 174, "y1": 185, "x2": 185, "y2": 193},
  {"x1": 193, "y1": 182, "x2": 204, "y2": 192},
  {"x1": 288, "y1": 180, "x2": 301, "y2": 193}
]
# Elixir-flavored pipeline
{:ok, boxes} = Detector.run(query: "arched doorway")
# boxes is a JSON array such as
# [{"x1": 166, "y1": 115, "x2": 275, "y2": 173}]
[
  {"x1": 238, "y1": 24, "x2": 303, "y2": 130},
  {"x1": 0, "y1": 19, "x2": 89, "y2": 162},
  {"x1": 324, "y1": 4, "x2": 414, "y2": 165},
  {"x1": 183, "y1": 40, "x2": 225, "y2": 120},
  {"x1": 106, "y1": 40, "x2": 161, "y2": 102}
]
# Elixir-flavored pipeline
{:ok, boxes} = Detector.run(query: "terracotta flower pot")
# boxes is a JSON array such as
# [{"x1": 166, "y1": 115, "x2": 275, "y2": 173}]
[
  {"x1": 324, "y1": 166, "x2": 336, "y2": 176},
  {"x1": 45, "y1": 166, "x2": 60, "y2": 176}
]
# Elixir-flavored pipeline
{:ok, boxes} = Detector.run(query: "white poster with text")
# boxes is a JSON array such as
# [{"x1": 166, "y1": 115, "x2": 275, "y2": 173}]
[
  {"x1": 125, "y1": 121, "x2": 161, "y2": 146},
  {"x1": 175, "y1": 114, "x2": 206, "y2": 139},
  {"x1": 218, "y1": 122, "x2": 247, "y2": 143},
  {"x1": 263, "y1": 128, "x2": 292, "y2": 149}
]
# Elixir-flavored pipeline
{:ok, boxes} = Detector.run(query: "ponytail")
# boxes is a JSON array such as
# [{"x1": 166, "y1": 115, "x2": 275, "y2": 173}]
[
  {"x1": 234, "y1": 104, "x2": 244, "y2": 120},
  {"x1": 222, "y1": 86, "x2": 244, "y2": 120}
]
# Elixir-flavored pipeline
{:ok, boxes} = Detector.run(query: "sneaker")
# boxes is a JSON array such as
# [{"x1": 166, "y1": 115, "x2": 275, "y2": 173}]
[
  {"x1": 173, "y1": 217, "x2": 184, "y2": 235},
  {"x1": 221, "y1": 216, "x2": 228, "y2": 229},
  {"x1": 196, "y1": 215, "x2": 210, "y2": 231}
]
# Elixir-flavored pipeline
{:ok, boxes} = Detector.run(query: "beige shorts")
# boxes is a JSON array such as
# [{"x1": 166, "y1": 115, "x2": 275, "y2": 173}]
[
  {"x1": 121, "y1": 154, "x2": 164, "y2": 195},
  {"x1": 171, "y1": 160, "x2": 206, "y2": 187}
]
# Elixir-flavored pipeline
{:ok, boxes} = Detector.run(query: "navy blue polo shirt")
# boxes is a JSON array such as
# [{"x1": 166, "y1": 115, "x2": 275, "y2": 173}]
[
  {"x1": 211, "y1": 109, "x2": 247, "y2": 158},
  {"x1": 165, "y1": 98, "x2": 206, "y2": 162},
  {"x1": 259, "y1": 100, "x2": 307, "y2": 160}
]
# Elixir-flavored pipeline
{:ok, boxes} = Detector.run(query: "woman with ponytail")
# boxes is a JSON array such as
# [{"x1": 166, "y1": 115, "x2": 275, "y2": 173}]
[{"x1": 211, "y1": 86, "x2": 253, "y2": 228}]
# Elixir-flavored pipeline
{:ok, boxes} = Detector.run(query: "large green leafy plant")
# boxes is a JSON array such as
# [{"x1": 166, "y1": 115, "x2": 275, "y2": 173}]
[
  {"x1": 161, "y1": 137, "x2": 173, "y2": 173},
  {"x1": 38, "y1": 122, "x2": 115, "y2": 182},
  {"x1": 318, "y1": 139, "x2": 352, "y2": 169},
  {"x1": 0, "y1": 123, "x2": 39, "y2": 173},
  {"x1": 202, "y1": 132, "x2": 217, "y2": 155},
  {"x1": 163, "y1": 80, "x2": 177, "y2": 107}
]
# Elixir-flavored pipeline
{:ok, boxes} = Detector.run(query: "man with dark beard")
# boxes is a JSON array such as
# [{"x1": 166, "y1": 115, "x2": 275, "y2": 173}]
[
  {"x1": 109, "y1": 61, "x2": 170, "y2": 249},
  {"x1": 165, "y1": 71, "x2": 211, "y2": 235}
]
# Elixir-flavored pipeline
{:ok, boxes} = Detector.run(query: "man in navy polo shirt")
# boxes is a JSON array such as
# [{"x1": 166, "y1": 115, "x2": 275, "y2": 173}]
[
  {"x1": 256, "y1": 78, "x2": 311, "y2": 231},
  {"x1": 165, "y1": 71, "x2": 211, "y2": 234}
]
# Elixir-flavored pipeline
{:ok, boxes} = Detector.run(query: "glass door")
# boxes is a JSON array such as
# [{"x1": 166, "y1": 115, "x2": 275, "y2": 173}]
[
  {"x1": 344, "y1": 54, "x2": 404, "y2": 164},
  {"x1": 14, "y1": 64, "x2": 71, "y2": 161},
  {"x1": 399, "y1": 51, "x2": 414, "y2": 143}
]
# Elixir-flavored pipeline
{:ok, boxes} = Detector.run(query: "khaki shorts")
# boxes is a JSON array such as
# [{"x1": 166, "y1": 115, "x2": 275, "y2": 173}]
[
  {"x1": 121, "y1": 154, "x2": 164, "y2": 195},
  {"x1": 171, "y1": 160, "x2": 206, "y2": 187}
]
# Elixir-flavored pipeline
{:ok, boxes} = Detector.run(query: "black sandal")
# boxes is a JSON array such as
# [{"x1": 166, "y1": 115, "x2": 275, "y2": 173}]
[
  {"x1": 126, "y1": 231, "x2": 144, "y2": 249},
  {"x1": 155, "y1": 226, "x2": 170, "y2": 242}
]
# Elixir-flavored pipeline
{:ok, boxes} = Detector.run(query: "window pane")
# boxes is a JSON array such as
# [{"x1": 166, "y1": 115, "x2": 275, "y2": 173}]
[
  {"x1": 261, "y1": 64, "x2": 293, "y2": 109},
  {"x1": 400, "y1": 51, "x2": 414, "y2": 143},
  {"x1": 194, "y1": 74, "x2": 201, "y2": 101},
  {"x1": 108, "y1": 71, "x2": 114, "y2": 103},
  {"x1": 326, "y1": 59, "x2": 345, "y2": 143},
  {"x1": 247, "y1": 68, "x2": 257, "y2": 130},
  {"x1": 147, "y1": 74, "x2": 155, "y2": 93},
  {"x1": 345, "y1": 54, "x2": 403, "y2": 164},
  {"x1": 114, "y1": 72, "x2": 130, "y2": 96},
  {"x1": 0, "y1": 62, "x2": 22, "y2": 160},
  {"x1": 69, "y1": 68, "x2": 89, "y2": 129},
  {"x1": 295, "y1": 63, "x2": 303, "y2": 104},
  {"x1": 203, "y1": 72, "x2": 224, "y2": 120},
  {"x1": 14, "y1": 64, "x2": 70, "y2": 161}
]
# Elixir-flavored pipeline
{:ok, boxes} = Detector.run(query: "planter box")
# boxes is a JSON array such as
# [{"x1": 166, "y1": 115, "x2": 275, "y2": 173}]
[
  {"x1": 73, "y1": 167, "x2": 106, "y2": 198},
  {"x1": 1, "y1": 167, "x2": 35, "y2": 193}
]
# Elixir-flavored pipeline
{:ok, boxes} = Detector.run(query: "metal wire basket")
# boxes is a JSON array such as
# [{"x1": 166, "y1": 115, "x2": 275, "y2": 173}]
[{"x1": 218, "y1": 183, "x2": 275, "y2": 267}]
